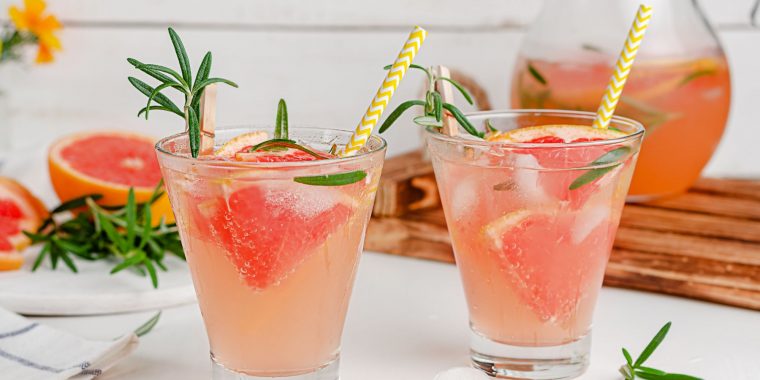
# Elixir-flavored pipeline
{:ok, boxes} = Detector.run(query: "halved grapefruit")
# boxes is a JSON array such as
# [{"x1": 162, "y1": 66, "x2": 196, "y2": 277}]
[
  {"x1": 483, "y1": 208, "x2": 613, "y2": 322},
  {"x1": 48, "y1": 131, "x2": 174, "y2": 225},
  {"x1": 0, "y1": 177, "x2": 47, "y2": 270}
]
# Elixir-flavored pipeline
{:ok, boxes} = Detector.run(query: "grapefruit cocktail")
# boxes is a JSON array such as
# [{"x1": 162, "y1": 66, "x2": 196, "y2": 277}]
[
  {"x1": 426, "y1": 110, "x2": 644, "y2": 379},
  {"x1": 511, "y1": 56, "x2": 730, "y2": 199},
  {"x1": 156, "y1": 127, "x2": 386, "y2": 379}
]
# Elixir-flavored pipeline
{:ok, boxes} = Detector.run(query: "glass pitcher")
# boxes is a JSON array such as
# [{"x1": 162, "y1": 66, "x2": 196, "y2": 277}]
[{"x1": 510, "y1": 0, "x2": 731, "y2": 201}]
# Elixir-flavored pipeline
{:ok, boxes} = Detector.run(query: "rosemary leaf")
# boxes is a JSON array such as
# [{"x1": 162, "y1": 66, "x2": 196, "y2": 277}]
[
  {"x1": 294, "y1": 171, "x2": 367, "y2": 186},
  {"x1": 167, "y1": 27, "x2": 192, "y2": 85}
]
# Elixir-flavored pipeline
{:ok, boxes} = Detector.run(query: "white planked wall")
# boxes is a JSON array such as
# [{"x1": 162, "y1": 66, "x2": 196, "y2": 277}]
[{"x1": 0, "y1": 0, "x2": 758, "y2": 177}]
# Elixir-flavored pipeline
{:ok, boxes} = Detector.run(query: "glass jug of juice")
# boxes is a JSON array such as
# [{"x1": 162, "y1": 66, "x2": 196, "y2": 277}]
[{"x1": 510, "y1": 0, "x2": 731, "y2": 201}]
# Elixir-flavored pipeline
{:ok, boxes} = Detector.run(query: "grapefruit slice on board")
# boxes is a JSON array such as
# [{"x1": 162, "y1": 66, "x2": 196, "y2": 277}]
[
  {"x1": 192, "y1": 147, "x2": 351, "y2": 289},
  {"x1": 487, "y1": 125, "x2": 628, "y2": 207},
  {"x1": 48, "y1": 131, "x2": 174, "y2": 225},
  {"x1": 483, "y1": 209, "x2": 614, "y2": 322},
  {"x1": 0, "y1": 177, "x2": 47, "y2": 270}
]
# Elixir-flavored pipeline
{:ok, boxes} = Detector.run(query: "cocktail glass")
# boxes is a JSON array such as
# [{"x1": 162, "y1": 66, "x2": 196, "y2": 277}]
[
  {"x1": 155, "y1": 127, "x2": 386, "y2": 380},
  {"x1": 426, "y1": 110, "x2": 644, "y2": 379}
]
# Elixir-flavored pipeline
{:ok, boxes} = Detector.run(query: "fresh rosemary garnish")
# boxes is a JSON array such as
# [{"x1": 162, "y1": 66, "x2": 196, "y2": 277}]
[
  {"x1": 127, "y1": 28, "x2": 238, "y2": 158},
  {"x1": 569, "y1": 146, "x2": 631, "y2": 190},
  {"x1": 242, "y1": 99, "x2": 367, "y2": 187},
  {"x1": 378, "y1": 64, "x2": 480, "y2": 137},
  {"x1": 620, "y1": 322, "x2": 702, "y2": 380},
  {"x1": 23, "y1": 183, "x2": 184, "y2": 288},
  {"x1": 527, "y1": 61, "x2": 548, "y2": 85}
]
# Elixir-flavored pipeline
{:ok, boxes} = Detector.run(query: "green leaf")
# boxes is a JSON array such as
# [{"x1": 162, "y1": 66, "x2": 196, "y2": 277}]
[
  {"x1": 275, "y1": 99, "x2": 288, "y2": 140},
  {"x1": 431, "y1": 91, "x2": 443, "y2": 121},
  {"x1": 378, "y1": 100, "x2": 426, "y2": 133},
  {"x1": 247, "y1": 139, "x2": 326, "y2": 159},
  {"x1": 485, "y1": 119, "x2": 497, "y2": 133},
  {"x1": 634, "y1": 322, "x2": 672, "y2": 367},
  {"x1": 134, "y1": 312, "x2": 161, "y2": 337},
  {"x1": 167, "y1": 27, "x2": 192, "y2": 86},
  {"x1": 128, "y1": 77, "x2": 184, "y2": 117},
  {"x1": 137, "y1": 106, "x2": 172, "y2": 118},
  {"x1": 622, "y1": 348, "x2": 633, "y2": 367},
  {"x1": 383, "y1": 63, "x2": 430, "y2": 76},
  {"x1": 145, "y1": 82, "x2": 185, "y2": 119},
  {"x1": 52, "y1": 194, "x2": 103, "y2": 214},
  {"x1": 135, "y1": 64, "x2": 189, "y2": 90},
  {"x1": 637, "y1": 367, "x2": 667, "y2": 375},
  {"x1": 187, "y1": 106, "x2": 200, "y2": 158},
  {"x1": 294, "y1": 170, "x2": 367, "y2": 186},
  {"x1": 139, "y1": 207, "x2": 152, "y2": 250},
  {"x1": 144, "y1": 258, "x2": 159, "y2": 288},
  {"x1": 32, "y1": 243, "x2": 51, "y2": 271},
  {"x1": 193, "y1": 52, "x2": 212, "y2": 90},
  {"x1": 413, "y1": 115, "x2": 443, "y2": 128},
  {"x1": 679, "y1": 68, "x2": 716, "y2": 87},
  {"x1": 527, "y1": 62, "x2": 548, "y2": 85},
  {"x1": 99, "y1": 213, "x2": 126, "y2": 253},
  {"x1": 127, "y1": 58, "x2": 175, "y2": 85},
  {"x1": 441, "y1": 102, "x2": 479, "y2": 137},
  {"x1": 192, "y1": 78, "x2": 238, "y2": 97},
  {"x1": 110, "y1": 251, "x2": 147, "y2": 274},
  {"x1": 569, "y1": 147, "x2": 631, "y2": 190},
  {"x1": 126, "y1": 189, "x2": 137, "y2": 247},
  {"x1": 438, "y1": 77, "x2": 474, "y2": 105},
  {"x1": 58, "y1": 250, "x2": 79, "y2": 273},
  {"x1": 635, "y1": 372, "x2": 703, "y2": 380}
]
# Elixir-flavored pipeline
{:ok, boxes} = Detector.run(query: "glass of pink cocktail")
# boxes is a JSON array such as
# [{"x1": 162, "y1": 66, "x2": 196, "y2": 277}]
[
  {"x1": 426, "y1": 110, "x2": 644, "y2": 379},
  {"x1": 156, "y1": 127, "x2": 386, "y2": 380}
]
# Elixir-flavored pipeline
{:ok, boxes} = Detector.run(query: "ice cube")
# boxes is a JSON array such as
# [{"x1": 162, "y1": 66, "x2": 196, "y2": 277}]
[
  {"x1": 512, "y1": 153, "x2": 548, "y2": 203},
  {"x1": 450, "y1": 176, "x2": 478, "y2": 221},
  {"x1": 572, "y1": 203, "x2": 611, "y2": 244},
  {"x1": 264, "y1": 181, "x2": 343, "y2": 218}
]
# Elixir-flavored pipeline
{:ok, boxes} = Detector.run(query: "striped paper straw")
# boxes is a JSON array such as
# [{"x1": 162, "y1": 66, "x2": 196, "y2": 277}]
[
  {"x1": 341, "y1": 26, "x2": 428, "y2": 157},
  {"x1": 592, "y1": 4, "x2": 653, "y2": 129}
]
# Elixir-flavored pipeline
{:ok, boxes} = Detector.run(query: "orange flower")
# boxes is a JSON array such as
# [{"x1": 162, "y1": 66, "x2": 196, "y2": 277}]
[{"x1": 8, "y1": 0, "x2": 62, "y2": 63}]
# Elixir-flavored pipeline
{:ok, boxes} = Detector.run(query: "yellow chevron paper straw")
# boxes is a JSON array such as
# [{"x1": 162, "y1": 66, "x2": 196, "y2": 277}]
[
  {"x1": 592, "y1": 4, "x2": 653, "y2": 129},
  {"x1": 341, "y1": 26, "x2": 428, "y2": 157}
]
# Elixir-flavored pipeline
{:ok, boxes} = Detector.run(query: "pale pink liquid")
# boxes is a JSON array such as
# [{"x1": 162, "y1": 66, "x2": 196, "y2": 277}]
[
  {"x1": 162, "y1": 167, "x2": 380, "y2": 376},
  {"x1": 431, "y1": 132, "x2": 636, "y2": 346}
]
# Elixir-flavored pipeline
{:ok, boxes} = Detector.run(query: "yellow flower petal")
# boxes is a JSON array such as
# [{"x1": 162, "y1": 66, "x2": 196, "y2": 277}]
[
  {"x1": 24, "y1": 0, "x2": 46, "y2": 18},
  {"x1": 39, "y1": 14, "x2": 62, "y2": 31},
  {"x1": 38, "y1": 32, "x2": 61, "y2": 51},
  {"x1": 35, "y1": 43, "x2": 54, "y2": 63},
  {"x1": 8, "y1": 6, "x2": 29, "y2": 31}
]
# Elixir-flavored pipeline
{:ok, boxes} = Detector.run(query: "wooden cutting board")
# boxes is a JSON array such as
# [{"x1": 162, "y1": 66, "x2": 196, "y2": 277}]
[{"x1": 366, "y1": 151, "x2": 760, "y2": 311}]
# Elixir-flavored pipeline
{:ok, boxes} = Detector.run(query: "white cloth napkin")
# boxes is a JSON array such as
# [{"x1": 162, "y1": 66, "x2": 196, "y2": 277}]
[{"x1": 0, "y1": 307, "x2": 138, "y2": 380}]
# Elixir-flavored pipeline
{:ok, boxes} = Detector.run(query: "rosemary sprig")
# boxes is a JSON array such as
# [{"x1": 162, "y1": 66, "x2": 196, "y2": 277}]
[
  {"x1": 24, "y1": 183, "x2": 185, "y2": 288},
  {"x1": 620, "y1": 322, "x2": 702, "y2": 380},
  {"x1": 127, "y1": 28, "x2": 238, "y2": 158},
  {"x1": 527, "y1": 61, "x2": 548, "y2": 85},
  {"x1": 242, "y1": 99, "x2": 367, "y2": 187},
  {"x1": 377, "y1": 64, "x2": 480, "y2": 137},
  {"x1": 569, "y1": 146, "x2": 631, "y2": 190}
]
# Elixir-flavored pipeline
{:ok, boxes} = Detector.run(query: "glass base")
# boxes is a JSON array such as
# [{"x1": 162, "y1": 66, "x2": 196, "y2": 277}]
[
  {"x1": 211, "y1": 356, "x2": 339, "y2": 380},
  {"x1": 469, "y1": 330, "x2": 590, "y2": 380}
]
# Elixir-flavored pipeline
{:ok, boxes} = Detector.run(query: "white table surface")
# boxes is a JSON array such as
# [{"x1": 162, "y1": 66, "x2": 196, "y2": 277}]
[{"x1": 29, "y1": 252, "x2": 760, "y2": 380}]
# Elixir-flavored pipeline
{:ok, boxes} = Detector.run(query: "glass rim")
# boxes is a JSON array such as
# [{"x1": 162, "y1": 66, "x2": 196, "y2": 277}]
[
  {"x1": 155, "y1": 126, "x2": 387, "y2": 168},
  {"x1": 424, "y1": 109, "x2": 645, "y2": 148}
]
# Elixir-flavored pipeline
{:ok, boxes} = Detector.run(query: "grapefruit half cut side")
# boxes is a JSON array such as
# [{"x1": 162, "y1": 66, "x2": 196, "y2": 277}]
[
  {"x1": 0, "y1": 177, "x2": 47, "y2": 270},
  {"x1": 48, "y1": 131, "x2": 174, "y2": 225}
]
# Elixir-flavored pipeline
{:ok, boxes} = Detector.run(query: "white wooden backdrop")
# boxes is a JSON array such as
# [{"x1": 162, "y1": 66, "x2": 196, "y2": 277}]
[{"x1": 0, "y1": 0, "x2": 758, "y2": 177}]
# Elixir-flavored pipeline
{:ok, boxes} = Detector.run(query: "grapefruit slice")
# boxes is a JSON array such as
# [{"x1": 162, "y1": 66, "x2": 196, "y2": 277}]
[
  {"x1": 0, "y1": 177, "x2": 47, "y2": 270},
  {"x1": 192, "y1": 148, "x2": 352, "y2": 289},
  {"x1": 192, "y1": 184, "x2": 351, "y2": 289},
  {"x1": 487, "y1": 125, "x2": 628, "y2": 207},
  {"x1": 48, "y1": 131, "x2": 174, "y2": 225},
  {"x1": 213, "y1": 131, "x2": 269, "y2": 157},
  {"x1": 483, "y1": 209, "x2": 613, "y2": 322}
]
